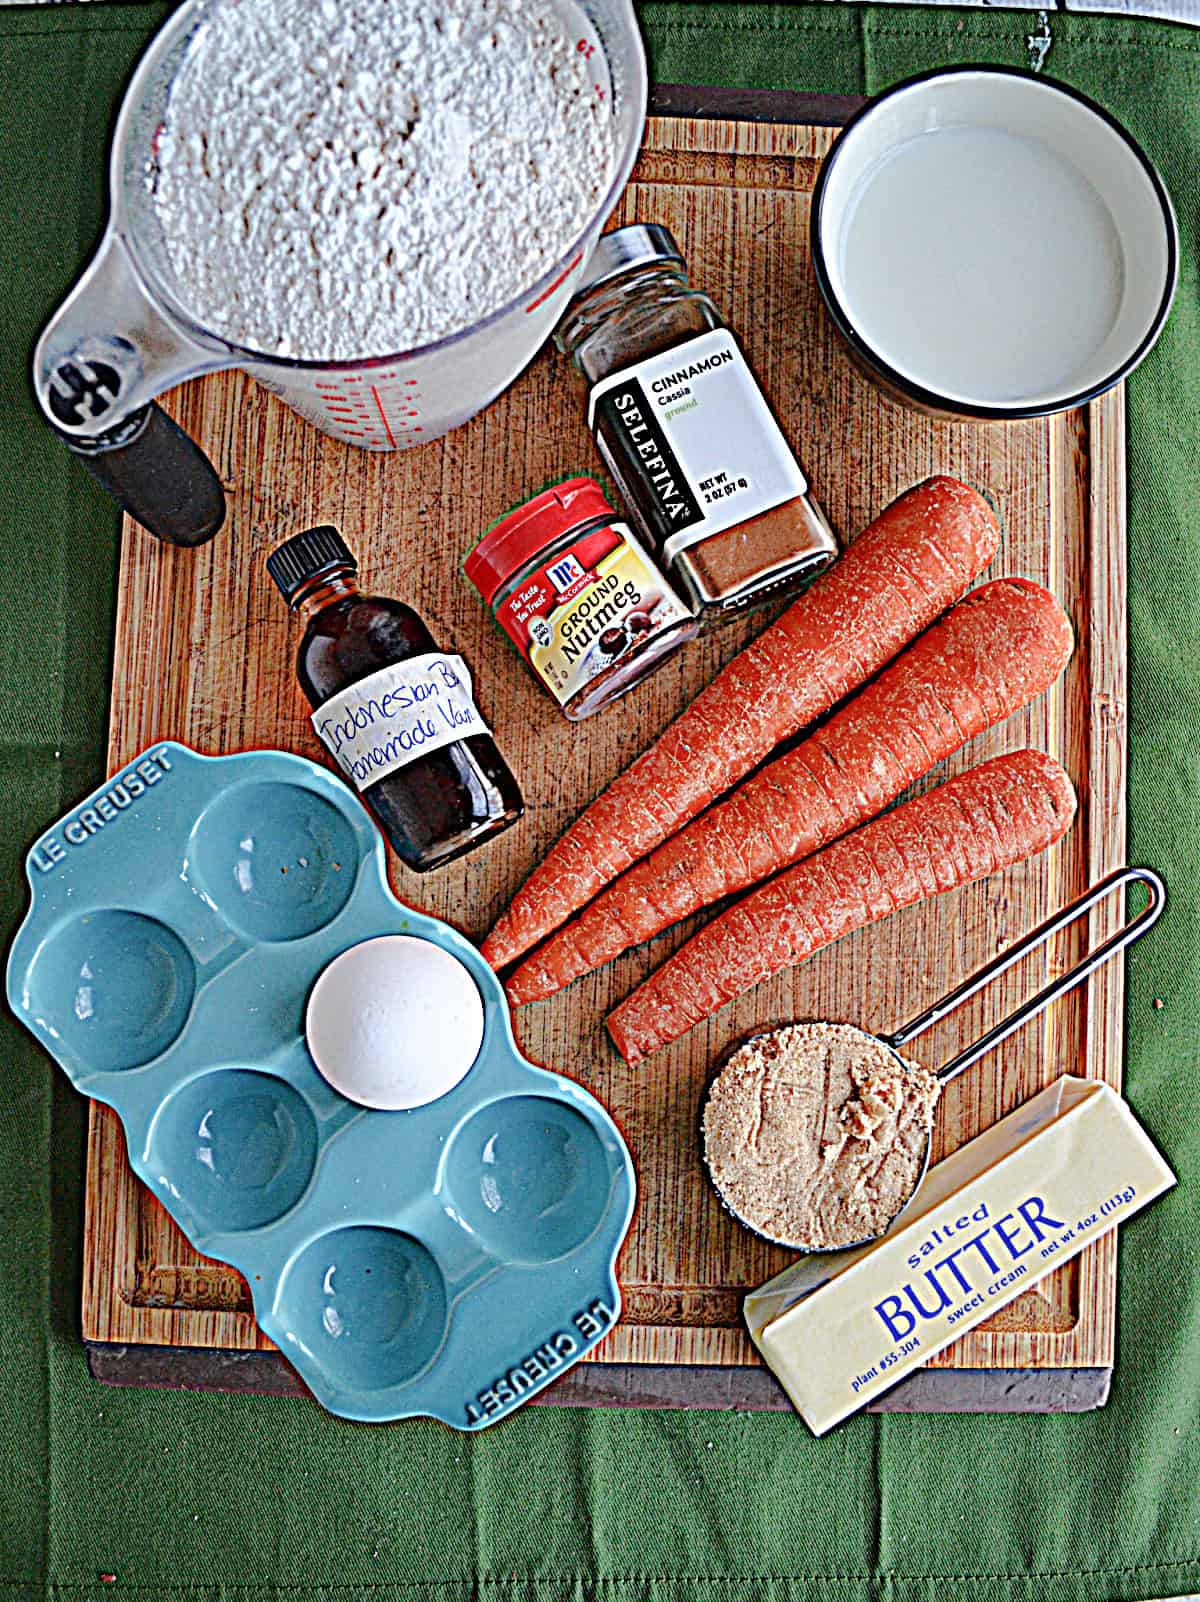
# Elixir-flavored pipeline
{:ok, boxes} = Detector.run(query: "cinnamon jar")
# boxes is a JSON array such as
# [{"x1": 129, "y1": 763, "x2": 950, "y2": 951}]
[{"x1": 555, "y1": 224, "x2": 838, "y2": 622}]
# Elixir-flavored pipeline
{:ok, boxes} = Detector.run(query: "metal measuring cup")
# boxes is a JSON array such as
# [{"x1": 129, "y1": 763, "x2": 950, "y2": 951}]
[{"x1": 703, "y1": 866, "x2": 1166, "y2": 1254}]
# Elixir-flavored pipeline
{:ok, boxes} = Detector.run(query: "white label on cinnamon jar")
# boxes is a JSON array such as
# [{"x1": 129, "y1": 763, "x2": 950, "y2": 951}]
[
  {"x1": 587, "y1": 329, "x2": 808, "y2": 563},
  {"x1": 312, "y1": 654, "x2": 490, "y2": 790}
]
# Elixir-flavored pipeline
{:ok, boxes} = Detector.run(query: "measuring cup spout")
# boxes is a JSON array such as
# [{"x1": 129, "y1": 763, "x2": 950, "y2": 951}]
[{"x1": 34, "y1": 230, "x2": 232, "y2": 546}]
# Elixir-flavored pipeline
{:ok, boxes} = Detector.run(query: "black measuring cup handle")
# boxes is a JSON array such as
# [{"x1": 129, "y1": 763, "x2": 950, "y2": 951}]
[
  {"x1": 883, "y1": 866, "x2": 1166, "y2": 1085},
  {"x1": 60, "y1": 403, "x2": 226, "y2": 548}
]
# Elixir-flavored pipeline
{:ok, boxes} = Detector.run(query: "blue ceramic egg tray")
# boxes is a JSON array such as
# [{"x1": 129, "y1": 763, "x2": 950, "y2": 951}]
[{"x1": 7, "y1": 741, "x2": 636, "y2": 1428}]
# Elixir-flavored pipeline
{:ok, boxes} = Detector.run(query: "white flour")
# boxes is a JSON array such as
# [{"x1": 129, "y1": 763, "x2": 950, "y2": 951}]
[{"x1": 151, "y1": 0, "x2": 615, "y2": 360}]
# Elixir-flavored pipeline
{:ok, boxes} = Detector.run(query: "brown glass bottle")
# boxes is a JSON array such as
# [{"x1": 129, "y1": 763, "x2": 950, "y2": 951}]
[{"x1": 267, "y1": 526, "x2": 522, "y2": 872}]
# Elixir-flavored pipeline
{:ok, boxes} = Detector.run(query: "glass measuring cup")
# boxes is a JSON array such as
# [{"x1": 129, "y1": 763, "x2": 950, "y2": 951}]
[
  {"x1": 33, "y1": 0, "x2": 647, "y2": 546},
  {"x1": 705, "y1": 866, "x2": 1166, "y2": 1254}
]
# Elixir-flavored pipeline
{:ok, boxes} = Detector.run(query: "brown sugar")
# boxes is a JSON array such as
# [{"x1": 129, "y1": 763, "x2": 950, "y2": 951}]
[{"x1": 702, "y1": 1022, "x2": 941, "y2": 1250}]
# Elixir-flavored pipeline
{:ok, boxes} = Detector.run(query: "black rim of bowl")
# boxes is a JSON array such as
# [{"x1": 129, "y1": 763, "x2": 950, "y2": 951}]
[{"x1": 809, "y1": 64, "x2": 1180, "y2": 421}]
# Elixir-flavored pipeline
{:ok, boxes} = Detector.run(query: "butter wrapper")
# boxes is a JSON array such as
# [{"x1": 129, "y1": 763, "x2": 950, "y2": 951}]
[{"x1": 745, "y1": 1076, "x2": 1175, "y2": 1436}]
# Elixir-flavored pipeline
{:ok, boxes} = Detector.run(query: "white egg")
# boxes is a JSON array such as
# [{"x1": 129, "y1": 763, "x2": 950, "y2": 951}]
[{"x1": 305, "y1": 936, "x2": 484, "y2": 1110}]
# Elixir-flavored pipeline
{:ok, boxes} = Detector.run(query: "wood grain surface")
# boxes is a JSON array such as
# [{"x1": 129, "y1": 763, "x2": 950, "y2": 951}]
[{"x1": 87, "y1": 114, "x2": 1127, "y2": 1383}]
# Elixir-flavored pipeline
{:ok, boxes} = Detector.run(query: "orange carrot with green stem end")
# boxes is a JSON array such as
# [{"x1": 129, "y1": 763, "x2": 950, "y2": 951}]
[
  {"x1": 508, "y1": 578, "x2": 1073, "y2": 1004},
  {"x1": 482, "y1": 477, "x2": 1000, "y2": 971},
  {"x1": 607, "y1": 748, "x2": 1077, "y2": 1065}
]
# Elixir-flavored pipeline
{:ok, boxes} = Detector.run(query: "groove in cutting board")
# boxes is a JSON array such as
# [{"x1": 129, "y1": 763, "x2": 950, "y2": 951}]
[{"x1": 86, "y1": 114, "x2": 1127, "y2": 1380}]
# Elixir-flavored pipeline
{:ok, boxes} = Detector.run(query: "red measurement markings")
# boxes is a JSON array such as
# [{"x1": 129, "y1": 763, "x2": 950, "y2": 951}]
[
  {"x1": 370, "y1": 385, "x2": 397, "y2": 448},
  {"x1": 526, "y1": 251, "x2": 583, "y2": 313}
]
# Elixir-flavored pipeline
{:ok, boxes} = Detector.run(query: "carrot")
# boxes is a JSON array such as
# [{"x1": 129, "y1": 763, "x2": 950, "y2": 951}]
[
  {"x1": 508, "y1": 578, "x2": 1073, "y2": 1004},
  {"x1": 482, "y1": 477, "x2": 1001, "y2": 970},
  {"x1": 606, "y1": 749, "x2": 1077, "y2": 1064}
]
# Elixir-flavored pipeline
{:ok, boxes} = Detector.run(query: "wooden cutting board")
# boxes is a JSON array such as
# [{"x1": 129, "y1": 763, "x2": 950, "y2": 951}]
[{"x1": 85, "y1": 108, "x2": 1127, "y2": 1397}]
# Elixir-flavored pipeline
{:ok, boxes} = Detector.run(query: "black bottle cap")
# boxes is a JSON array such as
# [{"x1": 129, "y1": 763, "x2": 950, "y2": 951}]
[{"x1": 266, "y1": 525, "x2": 358, "y2": 604}]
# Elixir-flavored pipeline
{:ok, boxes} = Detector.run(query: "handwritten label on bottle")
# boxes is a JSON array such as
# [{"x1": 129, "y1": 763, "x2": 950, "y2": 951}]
[{"x1": 312, "y1": 654, "x2": 490, "y2": 791}]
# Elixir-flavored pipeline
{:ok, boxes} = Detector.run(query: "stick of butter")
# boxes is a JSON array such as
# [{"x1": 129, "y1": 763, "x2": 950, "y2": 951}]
[{"x1": 744, "y1": 1076, "x2": 1175, "y2": 1436}]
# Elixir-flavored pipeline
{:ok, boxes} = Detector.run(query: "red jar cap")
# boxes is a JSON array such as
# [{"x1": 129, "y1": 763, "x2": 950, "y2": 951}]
[{"x1": 465, "y1": 477, "x2": 616, "y2": 606}]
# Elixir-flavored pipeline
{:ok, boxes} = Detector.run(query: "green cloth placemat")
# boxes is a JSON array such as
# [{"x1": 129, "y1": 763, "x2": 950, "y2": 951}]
[{"x1": 1, "y1": 4, "x2": 1197, "y2": 1599}]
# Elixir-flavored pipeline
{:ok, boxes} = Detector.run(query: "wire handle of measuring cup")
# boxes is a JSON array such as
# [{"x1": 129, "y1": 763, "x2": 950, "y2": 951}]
[{"x1": 884, "y1": 867, "x2": 1166, "y2": 1086}]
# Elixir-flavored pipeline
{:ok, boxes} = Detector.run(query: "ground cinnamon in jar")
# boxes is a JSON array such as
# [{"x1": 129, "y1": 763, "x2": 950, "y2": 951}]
[{"x1": 556, "y1": 224, "x2": 838, "y2": 622}]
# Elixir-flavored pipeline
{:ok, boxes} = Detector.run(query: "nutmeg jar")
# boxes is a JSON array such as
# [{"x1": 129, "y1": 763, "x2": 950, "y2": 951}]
[{"x1": 465, "y1": 477, "x2": 698, "y2": 721}]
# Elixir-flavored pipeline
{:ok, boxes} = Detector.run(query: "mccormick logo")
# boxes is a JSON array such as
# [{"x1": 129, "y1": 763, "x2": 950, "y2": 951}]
[
  {"x1": 544, "y1": 551, "x2": 595, "y2": 608},
  {"x1": 547, "y1": 553, "x2": 587, "y2": 593}
]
